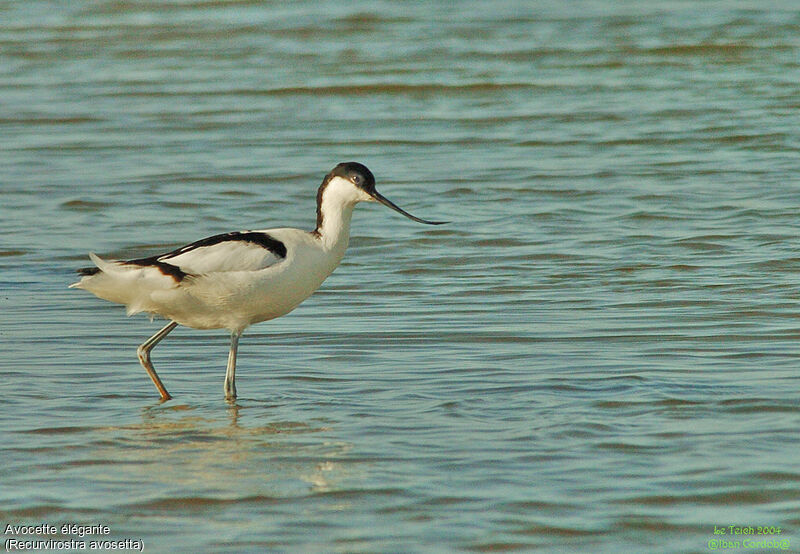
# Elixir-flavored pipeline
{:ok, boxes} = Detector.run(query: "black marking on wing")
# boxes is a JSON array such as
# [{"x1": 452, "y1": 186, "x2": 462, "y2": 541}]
[
  {"x1": 75, "y1": 257, "x2": 186, "y2": 281},
  {"x1": 75, "y1": 232, "x2": 287, "y2": 283},
  {"x1": 124, "y1": 231, "x2": 287, "y2": 282},
  {"x1": 161, "y1": 231, "x2": 288, "y2": 260},
  {"x1": 123, "y1": 256, "x2": 188, "y2": 281}
]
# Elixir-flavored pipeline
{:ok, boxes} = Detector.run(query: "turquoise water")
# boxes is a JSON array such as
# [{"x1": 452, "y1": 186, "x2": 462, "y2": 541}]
[{"x1": 2, "y1": 1, "x2": 800, "y2": 552}]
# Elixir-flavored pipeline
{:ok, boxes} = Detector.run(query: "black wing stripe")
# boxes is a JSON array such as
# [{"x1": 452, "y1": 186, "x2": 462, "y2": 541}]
[
  {"x1": 159, "y1": 231, "x2": 288, "y2": 260},
  {"x1": 75, "y1": 232, "x2": 287, "y2": 283},
  {"x1": 122, "y1": 231, "x2": 286, "y2": 282},
  {"x1": 75, "y1": 259, "x2": 186, "y2": 281}
]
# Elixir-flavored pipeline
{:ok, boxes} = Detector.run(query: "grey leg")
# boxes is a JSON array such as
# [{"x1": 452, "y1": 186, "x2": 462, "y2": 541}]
[
  {"x1": 137, "y1": 321, "x2": 178, "y2": 401},
  {"x1": 224, "y1": 332, "x2": 241, "y2": 401}
]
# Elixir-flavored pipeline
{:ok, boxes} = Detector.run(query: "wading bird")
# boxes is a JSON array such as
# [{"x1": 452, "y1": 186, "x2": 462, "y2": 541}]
[{"x1": 71, "y1": 162, "x2": 445, "y2": 401}]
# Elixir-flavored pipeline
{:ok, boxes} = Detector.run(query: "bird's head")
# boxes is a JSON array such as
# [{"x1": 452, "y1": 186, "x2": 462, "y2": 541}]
[{"x1": 319, "y1": 162, "x2": 447, "y2": 225}]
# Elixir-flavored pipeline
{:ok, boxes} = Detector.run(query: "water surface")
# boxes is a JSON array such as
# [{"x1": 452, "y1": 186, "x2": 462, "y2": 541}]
[{"x1": 2, "y1": 1, "x2": 800, "y2": 552}]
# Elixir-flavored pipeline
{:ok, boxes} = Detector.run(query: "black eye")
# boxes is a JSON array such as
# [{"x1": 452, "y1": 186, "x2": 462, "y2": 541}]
[{"x1": 351, "y1": 174, "x2": 363, "y2": 185}]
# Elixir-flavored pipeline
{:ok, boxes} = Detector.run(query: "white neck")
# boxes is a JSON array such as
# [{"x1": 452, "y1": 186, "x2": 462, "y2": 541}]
[
  {"x1": 313, "y1": 177, "x2": 366, "y2": 256},
  {"x1": 316, "y1": 196, "x2": 355, "y2": 254}
]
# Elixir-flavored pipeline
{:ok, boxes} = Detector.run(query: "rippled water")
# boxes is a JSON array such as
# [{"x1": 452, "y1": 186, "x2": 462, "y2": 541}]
[{"x1": 2, "y1": 1, "x2": 800, "y2": 552}]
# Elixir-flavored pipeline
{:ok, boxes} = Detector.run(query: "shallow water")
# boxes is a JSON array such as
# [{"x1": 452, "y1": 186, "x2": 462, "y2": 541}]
[{"x1": 2, "y1": 1, "x2": 800, "y2": 552}]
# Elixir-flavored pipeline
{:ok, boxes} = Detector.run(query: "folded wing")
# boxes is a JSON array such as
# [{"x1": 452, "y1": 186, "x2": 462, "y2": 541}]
[{"x1": 142, "y1": 231, "x2": 288, "y2": 277}]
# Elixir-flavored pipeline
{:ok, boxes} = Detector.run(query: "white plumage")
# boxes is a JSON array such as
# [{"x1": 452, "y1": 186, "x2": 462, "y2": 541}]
[
  {"x1": 71, "y1": 162, "x2": 445, "y2": 402},
  {"x1": 78, "y1": 229, "x2": 325, "y2": 330}
]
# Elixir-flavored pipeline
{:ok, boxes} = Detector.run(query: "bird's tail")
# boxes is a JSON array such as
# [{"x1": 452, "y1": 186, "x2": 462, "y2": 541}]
[
  {"x1": 69, "y1": 253, "x2": 108, "y2": 289},
  {"x1": 69, "y1": 253, "x2": 182, "y2": 317}
]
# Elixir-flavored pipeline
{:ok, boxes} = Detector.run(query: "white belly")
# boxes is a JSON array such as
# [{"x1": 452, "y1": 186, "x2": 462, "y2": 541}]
[{"x1": 154, "y1": 238, "x2": 341, "y2": 331}]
